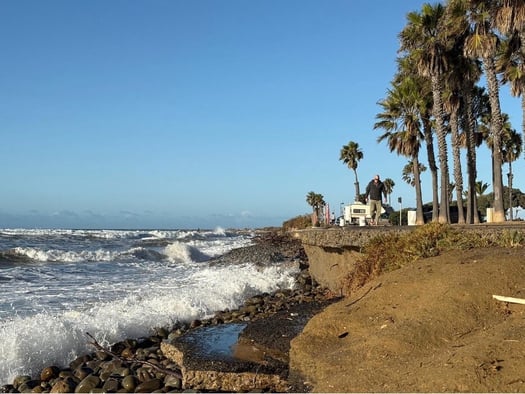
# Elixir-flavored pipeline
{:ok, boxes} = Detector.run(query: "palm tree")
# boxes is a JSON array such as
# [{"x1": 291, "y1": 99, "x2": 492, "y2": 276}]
[
  {"x1": 396, "y1": 55, "x2": 440, "y2": 222},
  {"x1": 402, "y1": 161, "x2": 427, "y2": 187},
  {"x1": 440, "y1": 19, "x2": 483, "y2": 225},
  {"x1": 306, "y1": 191, "x2": 325, "y2": 227},
  {"x1": 497, "y1": 28, "x2": 525, "y2": 221},
  {"x1": 460, "y1": 85, "x2": 491, "y2": 223},
  {"x1": 476, "y1": 180, "x2": 490, "y2": 197},
  {"x1": 476, "y1": 179, "x2": 490, "y2": 217},
  {"x1": 375, "y1": 76, "x2": 425, "y2": 225},
  {"x1": 494, "y1": 1, "x2": 525, "y2": 139},
  {"x1": 498, "y1": 35, "x2": 525, "y2": 142},
  {"x1": 479, "y1": 112, "x2": 516, "y2": 220},
  {"x1": 443, "y1": 84, "x2": 466, "y2": 223},
  {"x1": 454, "y1": 0, "x2": 506, "y2": 222},
  {"x1": 339, "y1": 141, "x2": 363, "y2": 202},
  {"x1": 493, "y1": 0, "x2": 525, "y2": 38},
  {"x1": 399, "y1": 3, "x2": 453, "y2": 224},
  {"x1": 383, "y1": 178, "x2": 396, "y2": 206},
  {"x1": 460, "y1": 69, "x2": 484, "y2": 224}
]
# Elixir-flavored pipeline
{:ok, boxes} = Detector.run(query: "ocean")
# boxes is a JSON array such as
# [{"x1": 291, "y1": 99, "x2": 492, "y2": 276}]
[{"x1": 0, "y1": 227, "x2": 300, "y2": 385}]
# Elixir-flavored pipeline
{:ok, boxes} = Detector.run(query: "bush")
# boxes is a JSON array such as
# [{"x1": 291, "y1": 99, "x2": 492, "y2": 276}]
[{"x1": 282, "y1": 214, "x2": 312, "y2": 230}]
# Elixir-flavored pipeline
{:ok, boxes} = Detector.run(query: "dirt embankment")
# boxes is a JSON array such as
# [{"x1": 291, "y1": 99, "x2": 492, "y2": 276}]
[{"x1": 290, "y1": 247, "x2": 525, "y2": 392}]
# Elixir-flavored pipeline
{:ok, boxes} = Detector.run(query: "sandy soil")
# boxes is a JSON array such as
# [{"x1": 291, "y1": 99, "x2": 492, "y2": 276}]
[{"x1": 290, "y1": 247, "x2": 525, "y2": 392}]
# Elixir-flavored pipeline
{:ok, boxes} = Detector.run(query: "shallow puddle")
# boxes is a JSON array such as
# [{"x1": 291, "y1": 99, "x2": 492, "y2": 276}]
[{"x1": 182, "y1": 323, "x2": 247, "y2": 360}]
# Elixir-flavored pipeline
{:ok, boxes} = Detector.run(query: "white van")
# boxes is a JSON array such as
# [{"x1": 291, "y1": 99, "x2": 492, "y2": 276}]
[{"x1": 343, "y1": 202, "x2": 386, "y2": 225}]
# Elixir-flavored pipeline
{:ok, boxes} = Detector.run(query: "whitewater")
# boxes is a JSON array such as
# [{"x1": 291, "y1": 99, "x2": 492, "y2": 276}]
[{"x1": 0, "y1": 227, "x2": 300, "y2": 385}]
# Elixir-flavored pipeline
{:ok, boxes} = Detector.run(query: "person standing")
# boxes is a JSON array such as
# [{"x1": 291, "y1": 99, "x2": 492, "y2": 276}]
[{"x1": 365, "y1": 174, "x2": 387, "y2": 225}]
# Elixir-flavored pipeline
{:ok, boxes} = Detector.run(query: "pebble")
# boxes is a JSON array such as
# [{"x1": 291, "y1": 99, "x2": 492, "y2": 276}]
[
  {"x1": 121, "y1": 375, "x2": 137, "y2": 392},
  {"x1": 39, "y1": 367, "x2": 59, "y2": 382},
  {"x1": 75, "y1": 374, "x2": 100, "y2": 393}
]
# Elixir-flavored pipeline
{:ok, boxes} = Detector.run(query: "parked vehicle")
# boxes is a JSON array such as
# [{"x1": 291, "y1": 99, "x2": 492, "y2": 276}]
[
  {"x1": 342, "y1": 202, "x2": 392, "y2": 225},
  {"x1": 422, "y1": 205, "x2": 481, "y2": 223}
]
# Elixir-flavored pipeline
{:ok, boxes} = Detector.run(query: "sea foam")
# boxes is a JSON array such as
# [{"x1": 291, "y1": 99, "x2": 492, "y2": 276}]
[{"x1": 0, "y1": 256, "x2": 299, "y2": 384}]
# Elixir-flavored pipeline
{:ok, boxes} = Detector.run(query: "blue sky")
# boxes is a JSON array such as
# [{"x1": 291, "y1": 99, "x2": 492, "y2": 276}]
[{"x1": 2, "y1": 0, "x2": 523, "y2": 229}]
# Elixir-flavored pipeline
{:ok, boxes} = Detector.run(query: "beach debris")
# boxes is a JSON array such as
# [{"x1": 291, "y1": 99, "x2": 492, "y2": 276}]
[{"x1": 492, "y1": 295, "x2": 525, "y2": 305}]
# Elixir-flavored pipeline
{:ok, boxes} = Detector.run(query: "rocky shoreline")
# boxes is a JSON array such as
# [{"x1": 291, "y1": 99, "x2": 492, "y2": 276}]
[{"x1": 1, "y1": 232, "x2": 335, "y2": 393}]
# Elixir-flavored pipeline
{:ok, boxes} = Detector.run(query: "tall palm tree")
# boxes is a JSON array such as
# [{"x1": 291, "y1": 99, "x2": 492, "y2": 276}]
[
  {"x1": 399, "y1": 3, "x2": 453, "y2": 224},
  {"x1": 443, "y1": 85, "x2": 466, "y2": 223},
  {"x1": 396, "y1": 55, "x2": 440, "y2": 222},
  {"x1": 454, "y1": 0, "x2": 506, "y2": 222},
  {"x1": 383, "y1": 178, "x2": 396, "y2": 206},
  {"x1": 306, "y1": 191, "x2": 325, "y2": 227},
  {"x1": 460, "y1": 85, "x2": 491, "y2": 223},
  {"x1": 440, "y1": 16, "x2": 483, "y2": 224},
  {"x1": 479, "y1": 112, "x2": 516, "y2": 216},
  {"x1": 375, "y1": 76, "x2": 425, "y2": 225},
  {"x1": 459, "y1": 63, "x2": 484, "y2": 224},
  {"x1": 339, "y1": 141, "x2": 363, "y2": 202}
]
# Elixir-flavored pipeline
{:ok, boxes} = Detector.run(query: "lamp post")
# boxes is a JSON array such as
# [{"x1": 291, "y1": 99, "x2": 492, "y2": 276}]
[
  {"x1": 508, "y1": 172, "x2": 513, "y2": 221},
  {"x1": 398, "y1": 197, "x2": 402, "y2": 226}
]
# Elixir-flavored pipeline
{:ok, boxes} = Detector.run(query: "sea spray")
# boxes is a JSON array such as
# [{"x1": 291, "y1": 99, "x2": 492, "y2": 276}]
[{"x1": 0, "y1": 228, "x2": 298, "y2": 384}]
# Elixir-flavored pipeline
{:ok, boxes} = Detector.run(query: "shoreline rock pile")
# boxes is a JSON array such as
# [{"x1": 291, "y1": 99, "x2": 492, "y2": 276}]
[{"x1": 1, "y1": 232, "x2": 336, "y2": 393}]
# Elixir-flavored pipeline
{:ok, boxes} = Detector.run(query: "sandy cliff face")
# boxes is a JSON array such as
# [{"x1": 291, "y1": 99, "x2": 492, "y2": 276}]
[
  {"x1": 292, "y1": 227, "x2": 413, "y2": 295},
  {"x1": 289, "y1": 247, "x2": 525, "y2": 393}
]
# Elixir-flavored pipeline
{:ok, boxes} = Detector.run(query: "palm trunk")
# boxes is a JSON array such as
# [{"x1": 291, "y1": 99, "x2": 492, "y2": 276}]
[
  {"x1": 412, "y1": 157, "x2": 425, "y2": 225},
  {"x1": 431, "y1": 74, "x2": 450, "y2": 224},
  {"x1": 463, "y1": 84, "x2": 479, "y2": 224},
  {"x1": 508, "y1": 162, "x2": 513, "y2": 221},
  {"x1": 483, "y1": 56, "x2": 505, "y2": 222},
  {"x1": 423, "y1": 117, "x2": 439, "y2": 222},
  {"x1": 353, "y1": 169, "x2": 360, "y2": 202},
  {"x1": 450, "y1": 102, "x2": 465, "y2": 224}
]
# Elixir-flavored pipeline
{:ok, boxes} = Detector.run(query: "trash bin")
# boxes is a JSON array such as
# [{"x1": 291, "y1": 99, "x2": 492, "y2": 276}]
[
  {"x1": 339, "y1": 217, "x2": 345, "y2": 227},
  {"x1": 359, "y1": 216, "x2": 366, "y2": 226},
  {"x1": 407, "y1": 210, "x2": 416, "y2": 225}
]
